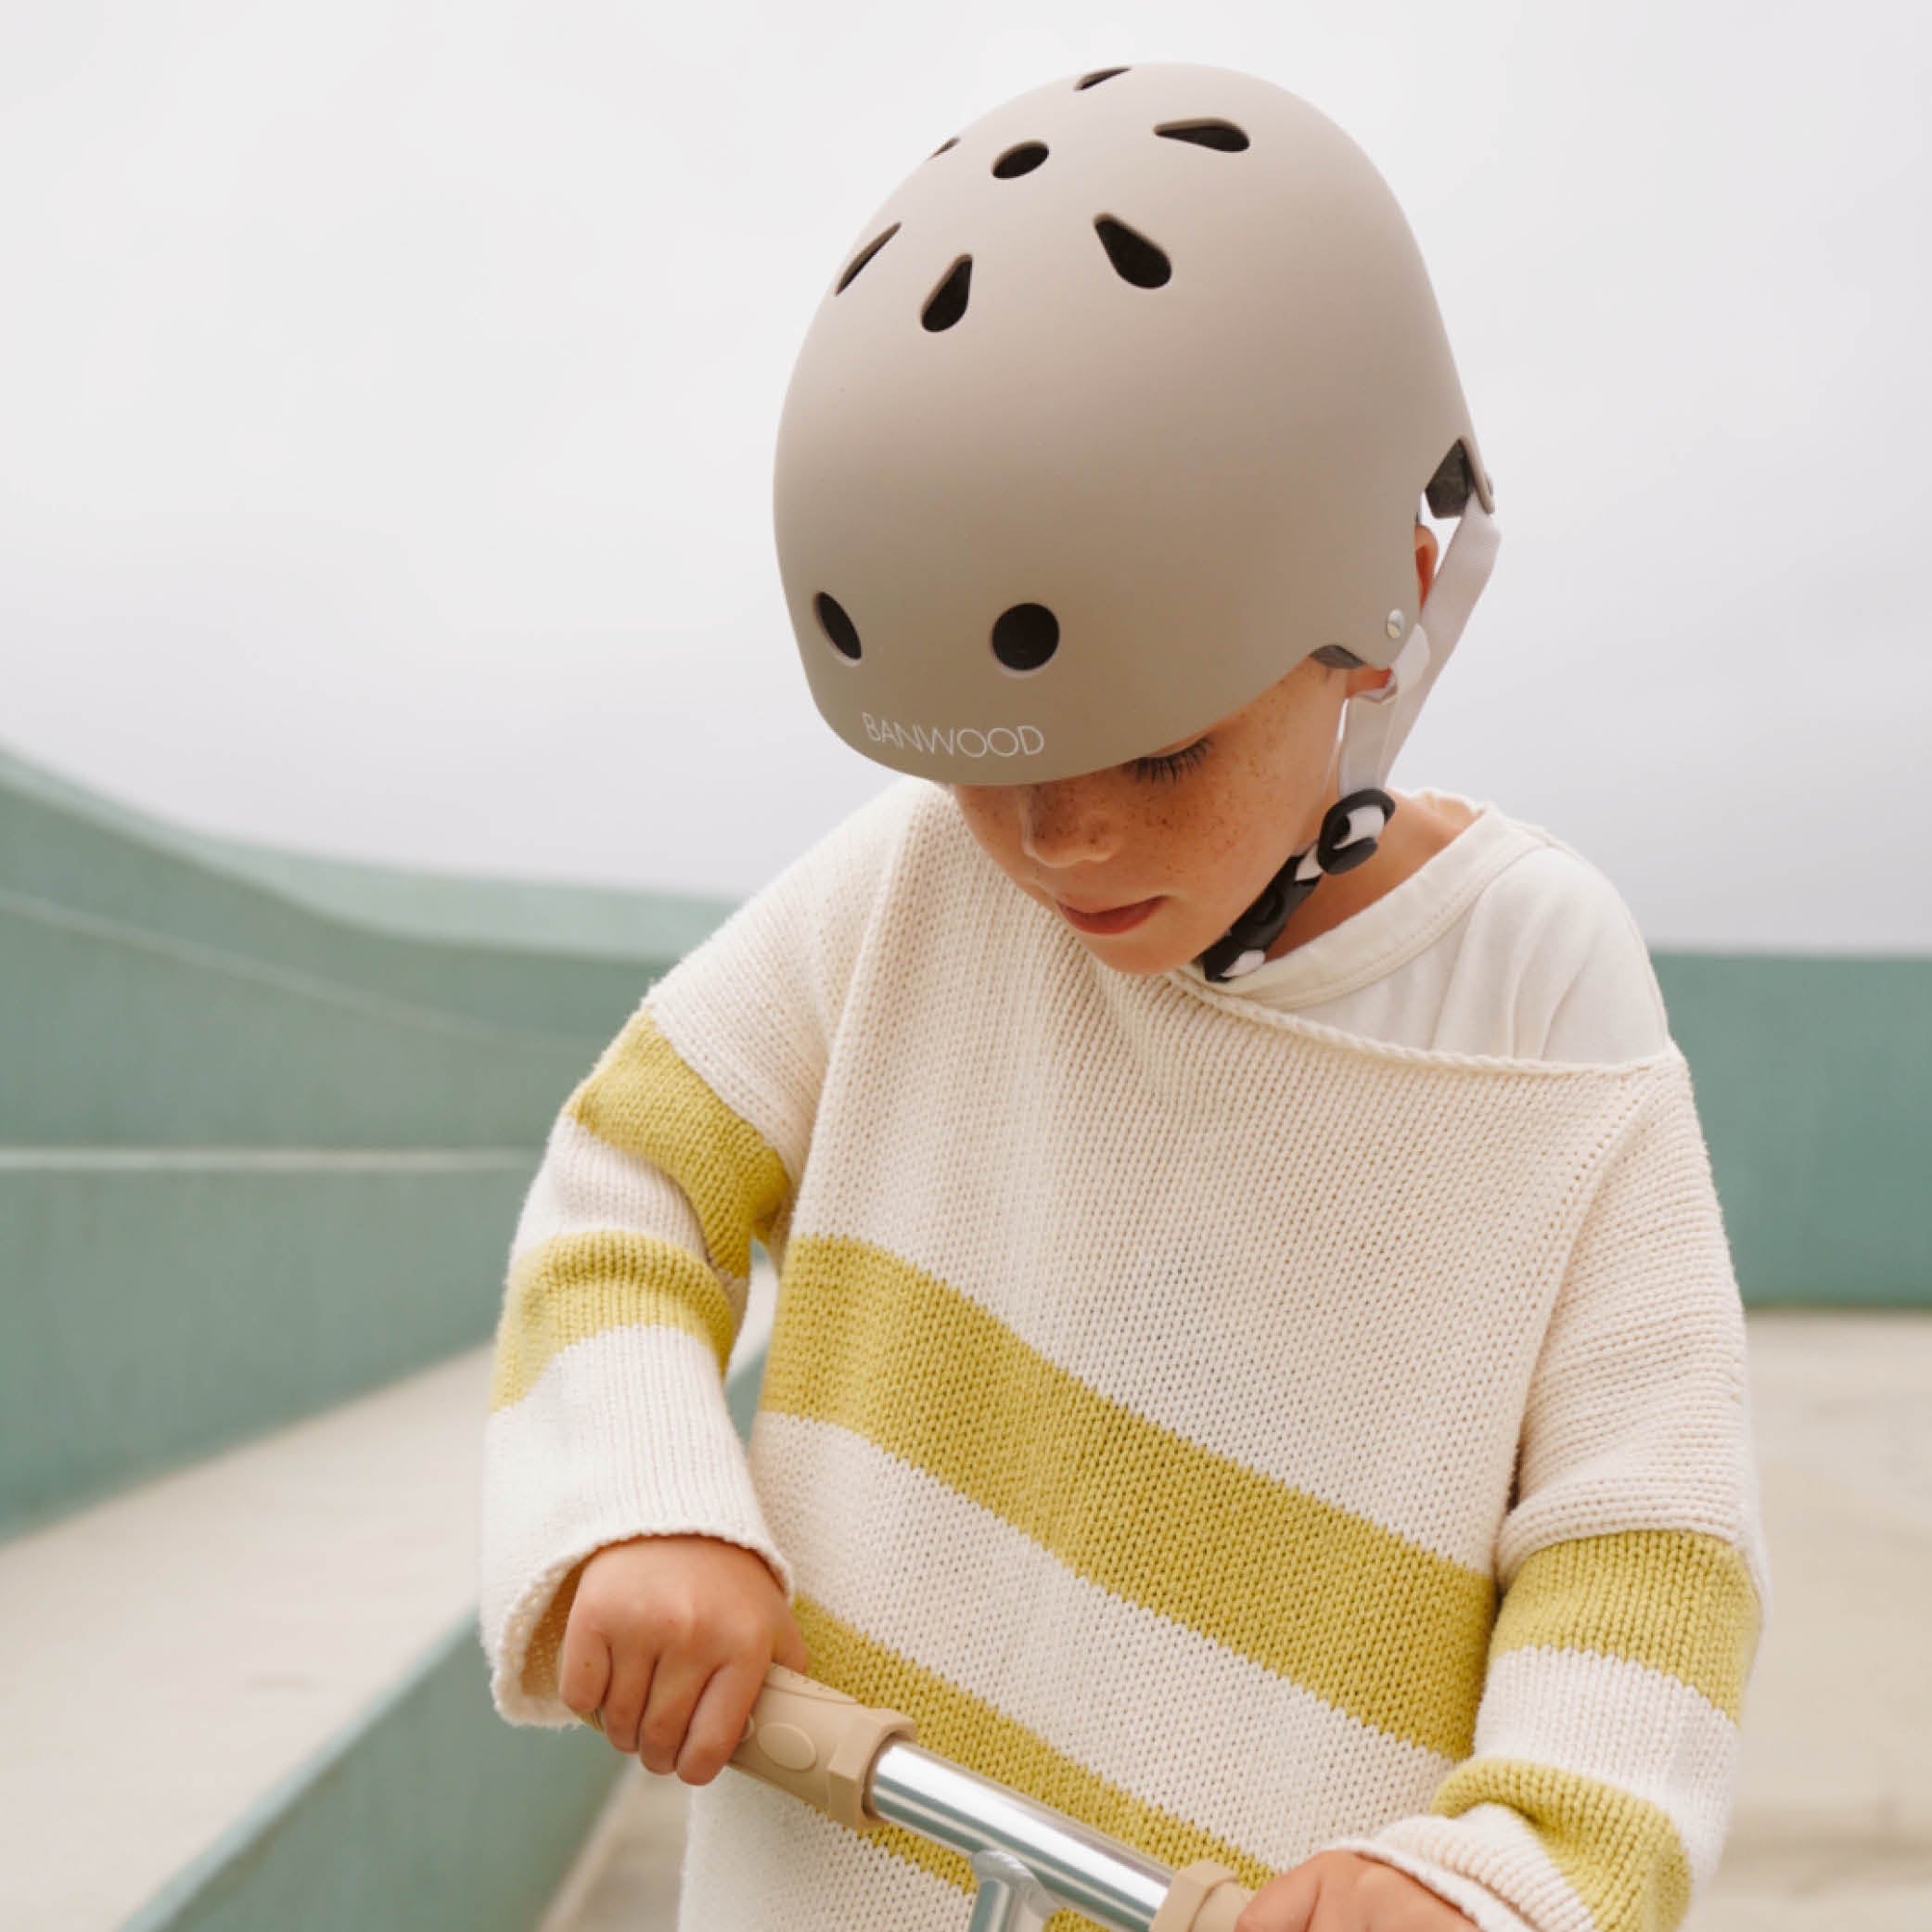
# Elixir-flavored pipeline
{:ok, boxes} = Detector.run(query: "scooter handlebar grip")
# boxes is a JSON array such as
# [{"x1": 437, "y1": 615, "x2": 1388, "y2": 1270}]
[
  {"x1": 1150, "y1": 1860, "x2": 1255, "y2": 1931},
  {"x1": 726, "y1": 1662, "x2": 916, "y2": 1834}
]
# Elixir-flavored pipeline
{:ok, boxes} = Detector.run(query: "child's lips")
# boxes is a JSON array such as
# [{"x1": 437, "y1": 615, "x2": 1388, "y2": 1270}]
[{"x1": 1056, "y1": 895, "x2": 1163, "y2": 934}]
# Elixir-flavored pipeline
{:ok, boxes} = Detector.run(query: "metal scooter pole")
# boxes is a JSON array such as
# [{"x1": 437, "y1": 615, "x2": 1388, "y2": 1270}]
[{"x1": 727, "y1": 1665, "x2": 1254, "y2": 1932}]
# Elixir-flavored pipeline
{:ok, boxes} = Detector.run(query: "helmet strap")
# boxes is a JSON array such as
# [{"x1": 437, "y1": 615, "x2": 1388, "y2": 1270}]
[{"x1": 1193, "y1": 496, "x2": 1502, "y2": 984}]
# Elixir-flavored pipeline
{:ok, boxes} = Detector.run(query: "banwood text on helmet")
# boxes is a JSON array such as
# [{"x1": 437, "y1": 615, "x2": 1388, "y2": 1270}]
[{"x1": 773, "y1": 61, "x2": 1501, "y2": 980}]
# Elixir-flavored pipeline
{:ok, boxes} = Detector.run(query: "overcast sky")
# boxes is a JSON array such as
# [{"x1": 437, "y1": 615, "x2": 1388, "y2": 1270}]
[{"x1": 2, "y1": 1, "x2": 1927, "y2": 950}]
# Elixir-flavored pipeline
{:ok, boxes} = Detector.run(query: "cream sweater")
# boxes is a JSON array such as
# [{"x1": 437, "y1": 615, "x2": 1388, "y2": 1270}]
[{"x1": 479, "y1": 776, "x2": 1770, "y2": 1932}]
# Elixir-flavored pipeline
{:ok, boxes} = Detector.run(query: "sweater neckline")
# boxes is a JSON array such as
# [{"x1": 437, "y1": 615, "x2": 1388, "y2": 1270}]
[{"x1": 1167, "y1": 787, "x2": 1538, "y2": 1012}]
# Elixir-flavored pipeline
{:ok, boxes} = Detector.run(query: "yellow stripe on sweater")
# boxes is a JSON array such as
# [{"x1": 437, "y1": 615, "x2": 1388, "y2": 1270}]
[
  {"x1": 767, "y1": 1235, "x2": 1496, "y2": 1759},
  {"x1": 566, "y1": 1004, "x2": 791, "y2": 1281},
  {"x1": 490, "y1": 1229, "x2": 736, "y2": 1406},
  {"x1": 791, "y1": 1592, "x2": 1276, "y2": 1928},
  {"x1": 1495, "y1": 1530, "x2": 1759, "y2": 1721},
  {"x1": 1429, "y1": 1754, "x2": 1691, "y2": 1932}
]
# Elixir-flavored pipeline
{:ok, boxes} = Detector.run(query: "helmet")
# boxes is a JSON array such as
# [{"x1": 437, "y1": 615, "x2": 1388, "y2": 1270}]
[{"x1": 773, "y1": 60, "x2": 1501, "y2": 979}]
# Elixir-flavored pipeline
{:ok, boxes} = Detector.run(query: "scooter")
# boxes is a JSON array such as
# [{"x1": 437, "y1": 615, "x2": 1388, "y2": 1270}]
[{"x1": 727, "y1": 1664, "x2": 1254, "y2": 1932}]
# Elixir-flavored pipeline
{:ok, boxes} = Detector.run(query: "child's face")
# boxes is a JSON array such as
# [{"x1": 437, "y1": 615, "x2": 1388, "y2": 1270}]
[
  {"x1": 950, "y1": 656, "x2": 1391, "y2": 975},
  {"x1": 951, "y1": 525, "x2": 1437, "y2": 978}
]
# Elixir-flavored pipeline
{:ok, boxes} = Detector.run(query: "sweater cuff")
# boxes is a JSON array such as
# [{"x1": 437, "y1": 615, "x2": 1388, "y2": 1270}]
[
  {"x1": 1323, "y1": 1817, "x2": 1549, "y2": 1932},
  {"x1": 480, "y1": 1322, "x2": 791, "y2": 1728}
]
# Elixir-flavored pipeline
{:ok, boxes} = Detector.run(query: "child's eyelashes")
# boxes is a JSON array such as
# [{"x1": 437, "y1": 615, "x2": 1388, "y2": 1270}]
[{"x1": 1130, "y1": 736, "x2": 1212, "y2": 784}]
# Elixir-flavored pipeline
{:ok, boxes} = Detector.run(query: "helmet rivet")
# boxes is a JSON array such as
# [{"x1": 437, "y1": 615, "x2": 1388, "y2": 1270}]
[{"x1": 1385, "y1": 610, "x2": 1406, "y2": 640}]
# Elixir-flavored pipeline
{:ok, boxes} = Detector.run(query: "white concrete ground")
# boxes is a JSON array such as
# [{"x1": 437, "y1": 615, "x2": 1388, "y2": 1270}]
[
  {"x1": 1684, "y1": 1310, "x2": 1932, "y2": 1928},
  {"x1": 0, "y1": 1350, "x2": 493, "y2": 1931},
  {"x1": 546, "y1": 1310, "x2": 1932, "y2": 1932},
  {"x1": 0, "y1": 1259, "x2": 780, "y2": 1932}
]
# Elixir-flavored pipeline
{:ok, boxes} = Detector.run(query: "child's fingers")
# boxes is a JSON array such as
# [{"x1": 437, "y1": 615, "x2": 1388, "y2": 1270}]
[
  {"x1": 674, "y1": 1657, "x2": 766, "y2": 1785},
  {"x1": 557, "y1": 1617, "x2": 613, "y2": 1734},
  {"x1": 1235, "y1": 1857, "x2": 1323, "y2": 1932},
  {"x1": 635, "y1": 1645, "x2": 710, "y2": 1776},
  {"x1": 596, "y1": 1639, "x2": 656, "y2": 1758},
  {"x1": 774, "y1": 1614, "x2": 809, "y2": 1675}
]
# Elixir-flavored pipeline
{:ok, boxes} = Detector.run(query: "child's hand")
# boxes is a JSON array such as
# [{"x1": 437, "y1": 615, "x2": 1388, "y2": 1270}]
[
  {"x1": 1236, "y1": 1851, "x2": 1479, "y2": 1931},
  {"x1": 558, "y1": 1532, "x2": 808, "y2": 1785}
]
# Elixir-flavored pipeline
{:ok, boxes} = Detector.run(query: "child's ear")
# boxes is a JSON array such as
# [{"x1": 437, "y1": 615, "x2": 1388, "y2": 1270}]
[{"x1": 1414, "y1": 519, "x2": 1439, "y2": 603}]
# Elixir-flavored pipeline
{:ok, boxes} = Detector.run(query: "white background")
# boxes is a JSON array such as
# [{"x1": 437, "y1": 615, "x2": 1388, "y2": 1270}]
[{"x1": 2, "y1": 1, "x2": 1926, "y2": 948}]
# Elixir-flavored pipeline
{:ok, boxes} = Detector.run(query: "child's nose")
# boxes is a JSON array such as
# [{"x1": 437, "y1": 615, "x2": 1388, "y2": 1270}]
[{"x1": 1017, "y1": 780, "x2": 1120, "y2": 867}]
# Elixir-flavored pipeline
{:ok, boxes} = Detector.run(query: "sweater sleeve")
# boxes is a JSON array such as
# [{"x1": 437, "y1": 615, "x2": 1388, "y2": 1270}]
[
  {"x1": 477, "y1": 778, "x2": 922, "y2": 1728},
  {"x1": 1321, "y1": 1048, "x2": 1772, "y2": 1932}
]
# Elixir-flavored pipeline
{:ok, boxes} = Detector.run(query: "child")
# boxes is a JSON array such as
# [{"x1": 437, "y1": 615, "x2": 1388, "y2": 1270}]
[{"x1": 480, "y1": 62, "x2": 1770, "y2": 1932}]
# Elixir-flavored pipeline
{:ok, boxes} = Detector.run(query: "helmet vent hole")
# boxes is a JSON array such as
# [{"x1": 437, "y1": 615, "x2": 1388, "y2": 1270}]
[
  {"x1": 1075, "y1": 67, "x2": 1129, "y2": 90},
  {"x1": 1094, "y1": 216, "x2": 1171, "y2": 288},
  {"x1": 930, "y1": 135, "x2": 959, "y2": 158},
  {"x1": 1425, "y1": 440, "x2": 1478, "y2": 517},
  {"x1": 815, "y1": 593, "x2": 862, "y2": 660},
  {"x1": 837, "y1": 223, "x2": 900, "y2": 294},
  {"x1": 1156, "y1": 118, "x2": 1248, "y2": 152},
  {"x1": 992, "y1": 141, "x2": 1048, "y2": 179},
  {"x1": 922, "y1": 255, "x2": 973, "y2": 331},
  {"x1": 991, "y1": 603, "x2": 1059, "y2": 672}
]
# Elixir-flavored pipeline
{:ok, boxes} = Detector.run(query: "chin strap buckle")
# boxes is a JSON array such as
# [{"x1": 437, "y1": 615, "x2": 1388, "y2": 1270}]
[
  {"x1": 1315, "y1": 786, "x2": 1395, "y2": 876},
  {"x1": 1195, "y1": 787, "x2": 1401, "y2": 984}
]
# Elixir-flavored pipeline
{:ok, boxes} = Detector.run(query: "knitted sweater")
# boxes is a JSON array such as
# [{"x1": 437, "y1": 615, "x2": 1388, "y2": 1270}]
[{"x1": 479, "y1": 776, "x2": 1771, "y2": 1932}]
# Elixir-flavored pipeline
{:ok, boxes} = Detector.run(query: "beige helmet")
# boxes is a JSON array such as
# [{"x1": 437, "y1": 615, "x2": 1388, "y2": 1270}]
[{"x1": 773, "y1": 60, "x2": 1502, "y2": 979}]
